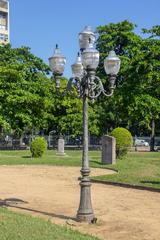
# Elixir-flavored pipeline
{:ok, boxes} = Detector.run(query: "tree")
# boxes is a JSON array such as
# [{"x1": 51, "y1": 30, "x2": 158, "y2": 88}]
[
  {"x1": 0, "y1": 44, "x2": 53, "y2": 135},
  {"x1": 134, "y1": 26, "x2": 160, "y2": 150},
  {"x1": 95, "y1": 20, "x2": 160, "y2": 149},
  {"x1": 124, "y1": 25, "x2": 160, "y2": 150},
  {"x1": 95, "y1": 20, "x2": 143, "y2": 134}
]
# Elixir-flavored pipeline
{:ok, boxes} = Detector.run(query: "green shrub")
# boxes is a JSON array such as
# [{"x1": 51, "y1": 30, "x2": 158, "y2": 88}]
[
  {"x1": 30, "y1": 137, "x2": 47, "y2": 158},
  {"x1": 111, "y1": 127, "x2": 133, "y2": 158}
]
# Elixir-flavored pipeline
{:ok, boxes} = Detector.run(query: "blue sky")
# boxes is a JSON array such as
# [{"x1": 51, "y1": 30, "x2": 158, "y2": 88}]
[{"x1": 10, "y1": 0, "x2": 160, "y2": 77}]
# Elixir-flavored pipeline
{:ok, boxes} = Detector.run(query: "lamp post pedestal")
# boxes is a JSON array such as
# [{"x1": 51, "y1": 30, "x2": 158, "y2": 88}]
[{"x1": 77, "y1": 169, "x2": 95, "y2": 222}]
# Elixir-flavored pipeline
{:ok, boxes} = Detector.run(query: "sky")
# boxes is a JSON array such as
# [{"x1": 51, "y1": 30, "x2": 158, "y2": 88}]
[{"x1": 10, "y1": 0, "x2": 160, "y2": 78}]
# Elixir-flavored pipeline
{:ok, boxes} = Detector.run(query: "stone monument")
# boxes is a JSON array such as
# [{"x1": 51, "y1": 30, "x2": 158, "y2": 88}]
[
  {"x1": 57, "y1": 136, "x2": 65, "y2": 155},
  {"x1": 101, "y1": 135, "x2": 116, "y2": 164}
]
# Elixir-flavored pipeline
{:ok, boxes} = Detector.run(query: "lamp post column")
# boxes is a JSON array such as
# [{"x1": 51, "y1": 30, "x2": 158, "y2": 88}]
[{"x1": 77, "y1": 83, "x2": 95, "y2": 222}]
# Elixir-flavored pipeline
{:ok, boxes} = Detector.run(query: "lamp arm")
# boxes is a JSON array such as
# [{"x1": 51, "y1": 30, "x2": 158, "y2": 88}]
[
  {"x1": 87, "y1": 75, "x2": 115, "y2": 99},
  {"x1": 63, "y1": 75, "x2": 115, "y2": 98},
  {"x1": 61, "y1": 78, "x2": 73, "y2": 96},
  {"x1": 63, "y1": 77, "x2": 82, "y2": 97},
  {"x1": 102, "y1": 88, "x2": 114, "y2": 97},
  {"x1": 102, "y1": 74, "x2": 116, "y2": 97}
]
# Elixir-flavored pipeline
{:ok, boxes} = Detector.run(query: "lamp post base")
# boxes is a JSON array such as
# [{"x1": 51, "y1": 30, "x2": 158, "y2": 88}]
[
  {"x1": 77, "y1": 212, "x2": 95, "y2": 223},
  {"x1": 76, "y1": 169, "x2": 95, "y2": 223}
]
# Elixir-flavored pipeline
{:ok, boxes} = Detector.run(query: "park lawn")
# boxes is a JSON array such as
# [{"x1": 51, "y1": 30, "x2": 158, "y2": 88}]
[
  {"x1": 93, "y1": 151, "x2": 160, "y2": 189},
  {"x1": 0, "y1": 150, "x2": 160, "y2": 189},
  {"x1": 0, "y1": 207, "x2": 99, "y2": 240},
  {"x1": 0, "y1": 150, "x2": 102, "y2": 168}
]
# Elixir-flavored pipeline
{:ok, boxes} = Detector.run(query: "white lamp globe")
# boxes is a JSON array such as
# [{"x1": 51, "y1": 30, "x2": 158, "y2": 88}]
[{"x1": 104, "y1": 51, "x2": 121, "y2": 75}]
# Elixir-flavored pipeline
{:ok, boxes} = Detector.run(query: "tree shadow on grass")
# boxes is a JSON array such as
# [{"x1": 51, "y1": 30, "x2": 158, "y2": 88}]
[
  {"x1": 22, "y1": 156, "x2": 32, "y2": 158},
  {"x1": 90, "y1": 160, "x2": 103, "y2": 165},
  {"x1": 140, "y1": 180, "x2": 160, "y2": 185},
  {"x1": 90, "y1": 160, "x2": 114, "y2": 169},
  {"x1": 0, "y1": 198, "x2": 76, "y2": 221}
]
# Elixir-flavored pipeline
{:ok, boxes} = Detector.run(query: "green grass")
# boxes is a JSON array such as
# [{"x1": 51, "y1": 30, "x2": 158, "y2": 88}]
[
  {"x1": 0, "y1": 150, "x2": 160, "y2": 189},
  {"x1": 93, "y1": 151, "x2": 160, "y2": 189},
  {"x1": 0, "y1": 207, "x2": 99, "y2": 240},
  {"x1": 0, "y1": 150, "x2": 103, "y2": 168}
]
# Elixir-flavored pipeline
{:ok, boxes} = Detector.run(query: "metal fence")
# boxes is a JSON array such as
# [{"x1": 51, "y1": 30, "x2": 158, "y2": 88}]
[
  {"x1": 0, "y1": 134, "x2": 159, "y2": 150},
  {"x1": 48, "y1": 134, "x2": 101, "y2": 150},
  {"x1": 0, "y1": 134, "x2": 102, "y2": 150}
]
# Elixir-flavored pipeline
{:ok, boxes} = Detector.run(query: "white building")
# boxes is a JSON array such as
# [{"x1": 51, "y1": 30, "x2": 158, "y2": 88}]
[{"x1": 0, "y1": 0, "x2": 9, "y2": 44}]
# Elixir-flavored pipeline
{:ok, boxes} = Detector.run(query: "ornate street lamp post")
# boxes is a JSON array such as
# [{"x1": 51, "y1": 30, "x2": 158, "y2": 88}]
[{"x1": 49, "y1": 26, "x2": 121, "y2": 223}]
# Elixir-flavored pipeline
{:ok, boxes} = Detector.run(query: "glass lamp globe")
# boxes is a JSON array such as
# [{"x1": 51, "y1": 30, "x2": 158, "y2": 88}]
[
  {"x1": 79, "y1": 26, "x2": 96, "y2": 50},
  {"x1": 104, "y1": 51, "x2": 121, "y2": 75},
  {"x1": 71, "y1": 53, "x2": 84, "y2": 78},
  {"x1": 49, "y1": 45, "x2": 66, "y2": 75},
  {"x1": 81, "y1": 42, "x2": 99, "y2": 70}
]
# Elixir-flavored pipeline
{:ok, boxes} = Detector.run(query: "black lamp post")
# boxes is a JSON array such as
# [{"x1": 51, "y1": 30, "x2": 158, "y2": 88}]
[{"x1": 49, "y1": 26, "x2": 121, "y2": 222}]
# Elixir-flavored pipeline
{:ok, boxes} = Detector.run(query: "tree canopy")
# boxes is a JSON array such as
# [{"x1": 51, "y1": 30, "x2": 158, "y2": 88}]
[
  {"x1": 0, "y1": 44, "x2": 97, "y2": 137},
  {"x1": 0, "y1": 44, "x2": 53, "y2": 135},
  {"x1": 95, "y1": 20, "x2": 160, "y2": 137},
  {"x1": 0, "y1": 21, "x2": 160, "y2": 140}
]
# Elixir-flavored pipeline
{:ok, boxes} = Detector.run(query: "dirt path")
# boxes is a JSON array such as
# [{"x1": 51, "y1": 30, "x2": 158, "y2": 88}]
[{"x1": 0, "y1": 165, "x2": 160, "y2": 240}]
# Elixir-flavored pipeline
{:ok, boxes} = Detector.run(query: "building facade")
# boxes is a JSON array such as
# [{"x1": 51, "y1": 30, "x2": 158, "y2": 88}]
[{"x1": 0, "y1": 0, "x2": 9, "y2": 44}]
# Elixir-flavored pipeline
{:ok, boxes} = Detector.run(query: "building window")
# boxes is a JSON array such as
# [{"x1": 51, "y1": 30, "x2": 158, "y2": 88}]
[
  {"x1": 0, "y1": 24, "x2": 6, "y2": 29},
  {"x1": 0, "y1": 13, "x2": 6, "y2": 19},
  {"x1": 0, "y1": 33, "x2": 8, "y2": 41}
]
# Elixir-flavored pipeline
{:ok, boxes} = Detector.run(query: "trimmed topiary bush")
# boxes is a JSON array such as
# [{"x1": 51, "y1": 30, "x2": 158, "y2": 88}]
[
  {"x1": 111, "y1": 127, "x2": 133, "y2": 158},
  {"x1": 30, "y1": 137, "x2": 47, "y2": 158}
]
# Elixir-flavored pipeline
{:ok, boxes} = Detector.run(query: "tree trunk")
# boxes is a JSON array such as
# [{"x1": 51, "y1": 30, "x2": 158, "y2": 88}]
[
  {"x1": 0, "y1": 126, "x2": 3, "y2": 134},
  {"x1": 150, "y1": 119, "x2": 155, "y2": 152}
]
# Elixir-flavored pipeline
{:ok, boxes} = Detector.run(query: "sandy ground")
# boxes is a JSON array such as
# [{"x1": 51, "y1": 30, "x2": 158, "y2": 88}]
[{"x1": 0, "y1": 165, "x2": 160, "y2": 240}]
